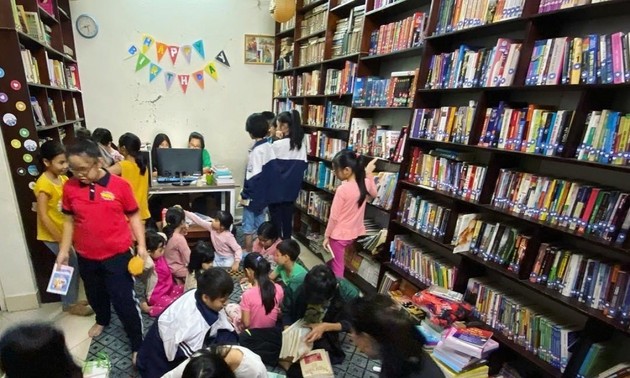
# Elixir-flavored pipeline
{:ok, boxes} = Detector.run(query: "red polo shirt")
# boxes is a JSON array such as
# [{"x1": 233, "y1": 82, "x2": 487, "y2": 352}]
[{"x1": 62, "y1": 170, "x2": 139, "y2": 261}]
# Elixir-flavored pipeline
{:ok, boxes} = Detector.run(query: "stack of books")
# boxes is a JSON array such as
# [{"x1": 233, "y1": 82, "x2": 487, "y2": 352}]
[
  {"x1": 410, "y1": 102, "x2": 478, "y2": 144},
  {"x1": 433, "y1": 0, "x2": 525, "y2": 36},
  {"x1": 576, "y1": 110, "x2": 630, "y2": 165},
  {"x1": 296, "y1": 70, "x2": 321, "y2": 96},
  {"x1": 398, "y1": 190, "x2": 452, "y2": 242},
  {"x1": 367, "y1": 12, "x2": 426, "y2": 56},
  {"x1": 299, "y1": 37, "x2": 326, "y2": 66},
  {"x1": 352, "y1": 70, "x2": 419, "y2": 108},
  {"x1": 300, "y1": 3, "x2": 327, "y2": 37},
  {"x1": 212, "y1": 166, "x2": 234, "y2": 185},
  {"x1": 431, "y1": 327, "x2": 496, "y2": 377},
  {"x1": 331, "y1": 6, "x2": 365, "y2": 57}
]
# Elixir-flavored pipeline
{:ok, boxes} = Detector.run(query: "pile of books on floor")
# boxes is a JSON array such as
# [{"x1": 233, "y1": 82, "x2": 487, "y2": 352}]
[
  {"x1": 431, "y1": 326, "x2": 497, "y2": 377},
  {"x1": 212, "y1": 166, "x2": 234, "y2": 185}
]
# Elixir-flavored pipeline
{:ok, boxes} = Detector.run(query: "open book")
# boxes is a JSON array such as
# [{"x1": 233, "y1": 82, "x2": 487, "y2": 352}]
[
  {"x1": 279, "y1": 319, "x2": 313, "y2": 363},
  {"x1": 300, "y1": 349, "x2": 334, "y2": 378}
]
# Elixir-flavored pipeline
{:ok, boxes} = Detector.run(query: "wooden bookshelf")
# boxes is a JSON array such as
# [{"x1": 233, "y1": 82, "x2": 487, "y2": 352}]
[{"x1": 0, "y1": 0, "x2": 87, "y2": 303}]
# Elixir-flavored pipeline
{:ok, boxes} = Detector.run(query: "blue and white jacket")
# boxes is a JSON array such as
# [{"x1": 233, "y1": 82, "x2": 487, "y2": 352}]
[
  {"x1": 272, "y1": 137, "x2": 308, "y2": 203},
  {"x1": 136, "y1": 290, "x2": 238, "y2": 378},
  {"x1": 242, "y1": 139, "x2": 281, "y2": 214}
]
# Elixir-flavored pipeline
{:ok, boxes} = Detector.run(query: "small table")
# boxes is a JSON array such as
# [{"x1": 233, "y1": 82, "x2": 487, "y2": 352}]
[
  {"x1": 185, "y1": 224, "x2": 211, "y2": 245},
  {"x1": 148, "y1": 182, "x2": 238, "y2": 216}
]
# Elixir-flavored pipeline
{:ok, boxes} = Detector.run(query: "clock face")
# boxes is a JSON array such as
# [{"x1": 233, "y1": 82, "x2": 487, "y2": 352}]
[{"x1": 76, "y1": 14, "x2": 98, "y2": 39}]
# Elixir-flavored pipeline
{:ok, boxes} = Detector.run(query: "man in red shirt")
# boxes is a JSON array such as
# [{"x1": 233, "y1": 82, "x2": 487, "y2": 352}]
[{"x1": 57, "y1": 139, "x2": 147, "y2": 362}]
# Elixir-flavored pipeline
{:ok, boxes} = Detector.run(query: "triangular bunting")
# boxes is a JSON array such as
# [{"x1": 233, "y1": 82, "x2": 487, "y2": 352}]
[
  {"x1": 178, "y1": 74, "x2": 190, "y2": 93},
  {"x1": 128, "y1": 45, "x2": 138, "y2": 56},
  {"x1": 168, "y1": 45, "x2": 180, "y2": 65},
  {"x1": 149, "y1": 63, "x2": 162, "y2": 82},
  {"x1": 215, "y1": 50, "x2": 230, "y2": 67},
  {"x1": 135, "y1": 53, "x2": 150, "y2": 72},
  {"x1": 182, "y1": 45, "x2": 192, "y2": 64},
  {"x1": 192, "y1": 40, "x2": 205, "y2": 59},
  {"x1": 141, "y1": 34, "x2": 154, "y2": 54},
  {"x1": 164, "y1": 72, "x2": 176, "y2": 91},
  {"x1": 204, "y1": 62, "x2": 218, "y2": 80},
  {"x1": 156, "y1": 42, "x2": 168, "y2": 63},
  {"x1": 192, "y1": 70, "x2": 205, "y2": 89}
]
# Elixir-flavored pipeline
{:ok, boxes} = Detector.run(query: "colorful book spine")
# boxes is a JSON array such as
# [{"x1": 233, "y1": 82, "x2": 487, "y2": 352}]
[
  {"x1": 398, "y1": 189, "x2": 452, "y2": 241},
  {"x1": 367, "y1": 12, "x2": 427, "y2": 56},
  {"x1": 410, "y1": 102, "x2": 477, "y2": 144}
]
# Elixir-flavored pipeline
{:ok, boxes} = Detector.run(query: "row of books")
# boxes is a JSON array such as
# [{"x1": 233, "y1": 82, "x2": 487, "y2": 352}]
[
  {"x1": 390, "y1": 235, "x2": 458, "y2": 289},
  {"x1": 296, "y1": 70, "x2": 321, "y2": 96},
  {"x1": 331, "y1": 5, "x2": 364, "y2": 58},
  {"x1": 576, "y1": 110, "x2": 630, "y2": 165},
  {"x1": 426, "y1": 38, "x2": 522, "y2": 89},
  {"x1": 273, "y1": 75, "x2": 293, "y2": 97},
  {"x1": 352, "y1": 70, "x2": 418, "y2": 108},
  {"x1": 371, "y1": 0, "x2": 404, "y2": 11},
  {"x1": 478, "y1": 103, "x2": 573, "y2": 156},
  {"x1": 491, "y1": 169, "x2": 630, "y2": 244},
  {"x1": 273, "y1": 99, "x2": 299, "y2": 114},
  {"x1": 13, "y1": 5, "x2": 52, "y2": 46},
  {"x1": 21, "y1": 48, "x2": 42, "y2": 84},
  {"x1": 576, "y1": 337, "x2": 630, "y2": 378},
  {"x1": 279, "y1": 16, "x2": 295, "y2": 33},
  {"x1": 349, "y1": 118, "x2": 402, "y2": 160},
  {"x1": 305, "y1": 105, "x2": 325, "y2": 127},
  {"x1": 407, "y1": 148, "x2": 488, "y2": 202},
  {"x1": 398, "y1": 190, "x2": 452, "y2": 241},
  {"x1": 306, "y1": 132, "x2": 347, "y2": 161},
  {"x1": 410, "y1": 102, "x2": 477, "y2": 145},
  {"x1": 305, "y1": 161, "x2": 341, "y2": 192},
  {"x1": 297, "y1": 190, "x2": 332, "y2": 222},
  {"x1": 298, "y1": 37, "x2": 325, "y2": 66},
  {"x1": 324, "y1": 103, "x2": 351, "y2": 129},
  {"x1": 530, "y1": 244, "x2": 630, "y2": 319},
  {"x1": 372, "y1": 171, "x2": 398, "y2": 210},
  {"x1": 465, "y1": 277, "x2": 582, "y2": 372},
  {"x1": 276, "y1": 37, "x2": 294, "y2": 71},
  {"x1": 300, "y1": 3, "x2": 327, "y2": 38},
  {"x1": 538, "y1": 0, "x2": 611, "y2": 14},
  {"x1": 434, "y1": 0, "x2": 525, "y2": 36},
  {"x1": 367, "y1": 12, "x2": 426, "y2": 56},
  {"x1": 324, "y1": 61, "x2": 357, "y2": 95},
  {"x1": 21, "y1": 49, "x2": 81, "y2": 90},
  {"x1": 525, "y1": 33, "x2": 630, "y2": 86}
]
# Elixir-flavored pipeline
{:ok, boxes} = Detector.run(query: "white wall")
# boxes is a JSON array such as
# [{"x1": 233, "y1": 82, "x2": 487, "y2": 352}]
[{"x1": 70, "y1": 0, "x2": 275, "y2": 191}]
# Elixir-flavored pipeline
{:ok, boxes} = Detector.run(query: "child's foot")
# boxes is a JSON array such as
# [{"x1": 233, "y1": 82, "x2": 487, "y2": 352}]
[
  {"x1": 88, "y1": 323, "x2": 104, "y2": 338},
  {"x1": 139, "y1": 302, "x2": 152, "y2": 314},
  {"x1": 65, "y1": 303, "x2": 94, "y2": 316}
]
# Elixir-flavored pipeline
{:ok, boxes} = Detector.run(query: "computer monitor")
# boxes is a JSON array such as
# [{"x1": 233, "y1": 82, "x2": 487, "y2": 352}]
[{"x1": 156, "y1": 148, "x2": 202, "y2": 177}]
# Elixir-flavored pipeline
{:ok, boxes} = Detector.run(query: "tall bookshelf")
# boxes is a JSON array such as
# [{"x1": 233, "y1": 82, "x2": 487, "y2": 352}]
[
  {"x1": 0, "y1": 0, "x2": 86, "y2": 303},
  {"x1": 273, "y1": 0, "x2": 630, "y2": 376}
]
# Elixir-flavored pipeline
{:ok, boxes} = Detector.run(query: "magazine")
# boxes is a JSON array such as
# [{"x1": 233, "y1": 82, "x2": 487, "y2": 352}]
[{"x1": 46, "y1": 263, "x2": 74, "y2": 296}]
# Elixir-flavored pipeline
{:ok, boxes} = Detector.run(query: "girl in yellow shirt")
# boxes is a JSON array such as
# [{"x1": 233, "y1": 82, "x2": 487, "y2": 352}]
[
  {"x1": 34, "y1": 141, "x2": 92, "y2": 316},
  {"x1": 110, "y1": 133, "x2": 150, "y2": 221}
]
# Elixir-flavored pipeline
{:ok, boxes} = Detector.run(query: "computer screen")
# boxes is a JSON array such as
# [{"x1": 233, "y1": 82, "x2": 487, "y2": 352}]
[{"x1": 156, "y1": 148, "x2": 202, "y2": 177}]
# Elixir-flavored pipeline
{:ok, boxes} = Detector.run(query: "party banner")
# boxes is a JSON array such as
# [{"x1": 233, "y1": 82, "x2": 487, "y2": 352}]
[
  {"x1": 193, "y1": 40, "x2": 205, "y2": 59},
  {"x1": 192, "y1": 70, "x2": 204, "y2": 89},
  {"x1": 204, "y1": 62, "x2": 218, "y2": 81},
  {"x1": 164, "y1": 72, "x2": 176, "y2": 91},
  {"x1": 128, "y1": 45, "x2": 138, "y2": 56},
  {"x1": 141, "y1": 34, "x2": 154, "y2": 54},
  {"x1": 156, "y1": 42, "x2": 168, "y2": 62},
  {"x1": 135, "y1": 53, "x2": 150, "y2": 71},
  {"x1": 168, "y1": 45, "x2": 180, "y2": 65},
  {"x1": 149, "y1": 63, "x2": 162, "y2": 82},
  {"x1": 215, "y1": 50, "x2": 230, "y2": 67},
  {"x1": 182, "y1": 45, "x2": 192, "y2": 64},
  {"x1": 178, "y1": 74, "x2": 190, "y2": 93}
]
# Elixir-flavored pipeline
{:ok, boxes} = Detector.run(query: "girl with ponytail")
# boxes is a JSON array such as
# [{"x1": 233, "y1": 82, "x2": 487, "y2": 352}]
[
  {"x1": 162, "y1": 206, "x2": 191, "y2": 284},
  {"x1": 323, "y1": 151, "x2": 378, "y2": 277},
  {"x1": 109, "y1": 132, "x2": 150, "y2": 221},
  {"x1": 240, "y1": 252, "x2": 284, "y2": 329}
]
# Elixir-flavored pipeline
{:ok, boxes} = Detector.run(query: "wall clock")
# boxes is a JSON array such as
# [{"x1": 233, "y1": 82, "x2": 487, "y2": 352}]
[{"x1": 76, "y1": 14, "x2": 98, "y2": 39}]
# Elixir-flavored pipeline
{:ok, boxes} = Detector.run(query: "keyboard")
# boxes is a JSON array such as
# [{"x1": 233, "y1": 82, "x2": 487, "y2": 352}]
[{"x1": 156, "y1": 177, "x2": 197, "y2": 184}]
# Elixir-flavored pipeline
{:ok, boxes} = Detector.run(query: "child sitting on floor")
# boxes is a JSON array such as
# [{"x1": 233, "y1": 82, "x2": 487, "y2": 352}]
[
  {"x1": 185, "y1": 241, "x2": 215, "y2": 291},
  {"x1": 185, "y1": 210, "x2": 242, "y2": 272},
  {"x1": 138, "y1": 230, "x2": 184, "y2": 317},
  {"x1": 136, "y1": 268, "x2": 238, "y2": 377},
  {"x1": 241, "y1": 253, "x2": 284, "y2": 329},
  {"x1": 271, "y1": 239, "x2": 308, "y2": 294},
  {"x1": 163, "y1": 206, "x2": 191, "y2": 284},
  {"x1": 252, "y1": 222, "x2": 281, "y2": 269}
]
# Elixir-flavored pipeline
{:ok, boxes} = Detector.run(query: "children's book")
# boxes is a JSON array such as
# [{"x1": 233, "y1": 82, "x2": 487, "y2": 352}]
[
  {"x1": 46, "y1": 263, "x2": 73, "y2": 295},
  {"x1": 279, "y1": 319, "x2": 313, "y2": 363},
  {"x1": 300, "y1": 349, "x2": 334, "y2": 378}
]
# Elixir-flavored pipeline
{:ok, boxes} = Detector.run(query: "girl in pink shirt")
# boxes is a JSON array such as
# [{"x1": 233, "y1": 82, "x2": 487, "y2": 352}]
[
  {"x1": 324, "y1": 151, "x2": 378, "y2": 277},
  {"x1": 185, "y1": 210, "x2": 243, "y2": 272},
  {"x1": 241, "y1": 253, "x2": 284, "y2": 329},
  {"x1": 252, "y1": 222, "x2": 282, "y2": 269},
  {"x1": 163, "y1": 207, "x2": 191, "y2": 284}
]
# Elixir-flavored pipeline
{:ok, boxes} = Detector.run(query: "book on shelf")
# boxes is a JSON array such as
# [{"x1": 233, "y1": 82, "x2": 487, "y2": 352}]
[
  {"x1": 368, "y1": 12, "x2": 426, "y2": 56},
  {"x1": 331, "y1": 5, "x2": 365, "y2": 58},
  {"x1": 406, "y1": 147, "x2": 487, "y2": 202},
  {"x1": 398, "y1": 189, "x2": 452, "y2": 241},
  {"x1": 300, "y1": 3, "x2": 327, "y2": 38},
  {"x1": 307, "y1": 131, "x2": 347, "y2": 160},
  {"x1": 9, "y1": 0, "x2": 22, "y2": 32},
  {"x1": 279, "y1": 319, "x2": 313, "y2": 363},
  {"x1": 297, "y1": 190, "x2": 332, "y2": 221},
  {"x1": 47, "y1": 98, "x2": 58, "y2": 124},
  {"x1": 273, "y1": 98, "x2": 298, "y2": 113},
  {"x1": 296, "y1": 70, "x2": 321, "y2": 96},
  {"x1": 279, "y1": 16, "x2": 296, "y2": 32},
  {"x1": 491, "y1": 169, "x2": 630, "y2": 244},
  {"x1": 72, "y1": 98, "x2": 80, "y2": 118},
  {"x1": 538, "y1": 0, "x2": 612, "y2": 14},
  {"x1": 24, "y1": 11, "x2": 46, "y2": 43},
  {"x1": 21, "y1": 47, "x2": 41, "y2": 84},
  {"x1": 372, "y1": 0, "x2": 404, "y2": 11},
  {"x1": 576, "y1": 110, "x2": 630, "y2": 166},
  {"x1": 352, "y1": 69, "x2": 419, "y2": 108},
  {"x1": 379, "y1": 271, "x2": 401, "y2": 293},
  {"x1": 372, "y1": 171, "x2": 398, "y2": 210},
  {"x1": 324, "y1": 61, "x2": 357, "y2": 95},
  {"x1": 425, "y1": 38, "x2": 522, "y2": 89},
  {"x1": 305, "y1": 161, "x2": 341, "y2": 191},
  {"x1": 299, "y1": 37, "x2": 326, "y2": 66},
  {"x1": 349, "y1": 118, "x2": 402, "y2": 161},
  {"x1": 276, "y1": 37, "x2": 294, "y2": 71},
  {"x1": 274, "y1": 75, "x2": 294, "y2": 97},
  {"x1": 306, "y1": 105, "x2": 325, "y2": 126},
  {"x1": 324, "y1": 103, "x2": 351, "y2": 129},
  {"x1": 31, "y1": 97, "x2": 46, "y2": 126},
  {"x1": 300, "y1": 349, "x2": 334, "y2": 378},
  {"x1": 434, "y1": 0, "x2": 525, "y2": 36},
  {"x1": 356, "y1": 227, "x2": 388, "y2": 255},
  {"x1": 38, "y1": 0, "x2": 55, "y2": 16},
  {"x1": 63, "y1": 44, "x2": 74, "y2": 58},
  {"x1": 410, "y1": 102, "x2": 477, "y2": 144}
]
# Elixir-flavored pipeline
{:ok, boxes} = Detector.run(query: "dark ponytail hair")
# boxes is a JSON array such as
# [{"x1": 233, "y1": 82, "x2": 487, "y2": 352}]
[
  {"x1": 39, "y1": 140, "x2": 65, "y2": 170},
  {"x1": 163, "y1": 206, "x2": 185, "y2": 240},
  {"x1": 118, "y1": 133, "x2": 147, "y2": 175},
  {"x1": 276, "y1": 110, "x2": 304, "y2": 151},
  {"x1": 189, "y1": 241, "x2": 215, "y2": 276},
  {"x1": 243, "y1": 252, "x2": 276, "y2": 314},
  {"x1": 332, "y1": 150, "x2": 368, "y2": 207}
]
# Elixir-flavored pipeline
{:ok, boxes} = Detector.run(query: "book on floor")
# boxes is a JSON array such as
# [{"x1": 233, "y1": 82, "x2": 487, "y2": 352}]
[
  {"x1": 300, "y1": 349, "x2": 334, "y2": 378},
  {"x1": 46, "y1": 263, "x2": 73, "y2": 296},
  {"x1": 279, "y1": 319, "x2": 313, "y2": 363}
]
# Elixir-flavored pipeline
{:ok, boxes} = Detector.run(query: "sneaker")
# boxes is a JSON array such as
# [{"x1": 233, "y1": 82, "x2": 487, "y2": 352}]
[{"x1": 65, "y1": 303, "x2": 94, "y2": 316}]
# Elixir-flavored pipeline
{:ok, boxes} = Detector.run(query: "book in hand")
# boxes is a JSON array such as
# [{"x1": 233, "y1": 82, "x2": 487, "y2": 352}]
[
  {"x1": 279, "y1": 319, "x2": 313, "y2": 363},
  {"x1": 300, "y1": 349, "x2": 334, "y2": 378},
  {"x1": 47, "y1": 263, "x2": 74, "y2": 295}
]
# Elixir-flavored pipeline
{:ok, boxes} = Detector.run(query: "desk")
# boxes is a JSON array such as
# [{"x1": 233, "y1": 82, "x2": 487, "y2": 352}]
[
  {"x1": 186, "y1": 224, "x2": 211, "y2": 245},
  {"x1": 149, "y1": 182, "x2": 238, "y2": 216}
]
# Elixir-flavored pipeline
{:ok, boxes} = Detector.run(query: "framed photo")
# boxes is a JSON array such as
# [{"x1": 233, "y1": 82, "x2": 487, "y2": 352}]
[{"x1": 244, "y1": 34, "x2": 275, "y2": 65}]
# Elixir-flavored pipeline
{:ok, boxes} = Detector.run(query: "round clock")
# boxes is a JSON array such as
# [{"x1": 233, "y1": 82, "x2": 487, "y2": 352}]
[{"x1": 75, "y1": 14, "x2": 98, "y2": 39}]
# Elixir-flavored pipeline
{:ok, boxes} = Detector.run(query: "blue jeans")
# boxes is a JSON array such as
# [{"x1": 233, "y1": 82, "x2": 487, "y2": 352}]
[
  {"x1": 214, "y1": 254, "x2": 235, "y2": 268},
  {"x1": 242, "y1": 207, "x2": 267, "y2": 235},
  {"x1": 44, "y1": 242, "x2": 80, "y2": 309}
]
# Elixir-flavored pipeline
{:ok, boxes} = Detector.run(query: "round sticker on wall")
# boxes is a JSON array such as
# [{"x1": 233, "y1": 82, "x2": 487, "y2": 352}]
[
  {"x1": 23, "y1": 154, "x2": 33, "y2": 163},
  {"x1": 0, "y1": 67, "x2": 5, "y2": 78},
  {"x1": 19, "y1": 128, "x2": 29, "y2": 138},
  {"x1": 10, "y1": 139, "x2": 21, "y2": 149},
  {"x1": 10, "y1": 80, "x2": 21, "y2": 91},
  {"x1": 27, "y1": 165, "x2": 39, "y2": 176},
  {"x1": 16, "y1": 168, "x2": 26, "y2": 176},
  {"x1": 23, "y1": 139, "x2": 37, "y2": 152},
  {"x1": 0, "y1": 93, "x2": 8, "y2": 103},
  {"x1": 28, "y1": 181, "x2": 35, "y2": 190},
  {"x1": 15, "y1": 101, "x2": 26, "y2": 111},
  {"x1": 2, "y1": 113, "x2": 17, "y2": 126}
]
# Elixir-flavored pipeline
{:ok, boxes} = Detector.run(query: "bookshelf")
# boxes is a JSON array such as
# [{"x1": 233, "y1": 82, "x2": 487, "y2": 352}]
[{"x1": 0, "y1": 0, "x2": 87, "y2": 302}]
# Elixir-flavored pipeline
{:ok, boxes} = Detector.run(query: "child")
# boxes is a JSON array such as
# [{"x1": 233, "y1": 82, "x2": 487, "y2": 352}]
[
  {"x1": 139, "y1": 230, "x2": 184, "y2": 317},
  {"x1": 185, "y1": 241, "x2": 215, "y2": 291},
  {"x1": 323, "y1": 151, "x2": 377, "y2": 277},
  {"x1": 271, "y1": 239, "x2": 307, "y2": 294},
  {"x1": 109, "y1": 132, "x2": 150, "y2": 221},
  {"x1": 136, "y1": 268, "x2": 238, "y2": 377},
  {"x1": 270, "y1": 110, "x2": 308, "y2": 239},
  {"x1": 261, "y1": 111, "x2": 276, "y2": 142},
  {"x1": 185, "y1": 210, "x2": 242, "y2": 272},
  {"x1": 56, "y1": 138, "x2": 146, "y2": 358},
  {"x1": 163, "y1": 206, "x2": 191, "y2": 284},
  {"x1": 164, "y1": 345, "x2": 268, "y2": 378},
  {"x1": 252, "y1": 221, "x2": 281, "y2": 268},
  {"x1": 188, "y1": 131, "x2": 212, "y2": 174},
  {"x1": 92, "y1": 127, "x2": 123, "y2": 167},
  {"x1": 241, "y1": 113, "x2": 280, "y2": 253},
  {"x1": 241, "y1": 253, "x2": 284, "y2": 329},
  {"x1": 33, "y1": 141, "x2": 92, "y2": 316}
]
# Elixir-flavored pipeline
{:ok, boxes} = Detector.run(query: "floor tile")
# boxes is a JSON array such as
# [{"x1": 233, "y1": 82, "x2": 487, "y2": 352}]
[{"x1": 70, "y1": 337, "x2": 92, "y2": 363}]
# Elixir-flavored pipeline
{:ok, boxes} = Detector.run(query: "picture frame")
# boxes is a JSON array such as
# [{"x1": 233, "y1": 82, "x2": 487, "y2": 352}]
[{"x1": 244, "y1": 34, "x2": 275, "y2": 65}]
